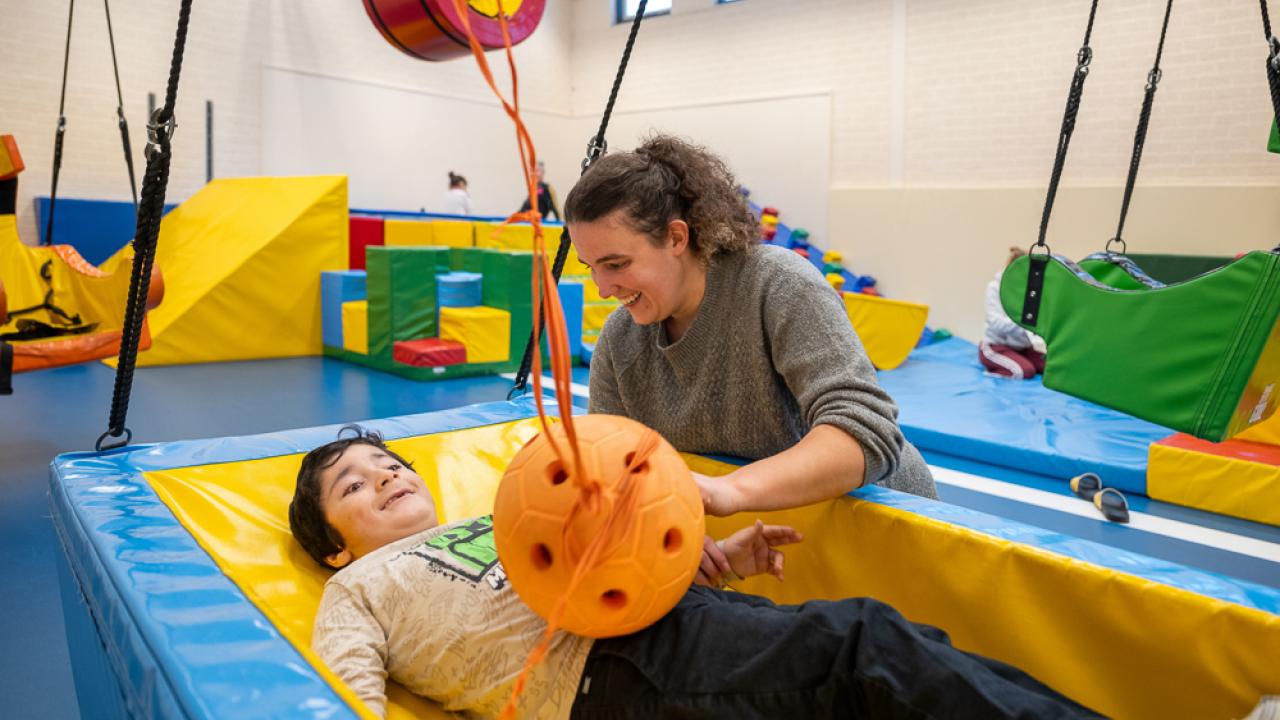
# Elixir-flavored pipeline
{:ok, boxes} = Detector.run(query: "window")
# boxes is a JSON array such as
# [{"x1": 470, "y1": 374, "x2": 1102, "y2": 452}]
[{"x1": 616, "y1": 0, "x2": 671, "y2": 23}]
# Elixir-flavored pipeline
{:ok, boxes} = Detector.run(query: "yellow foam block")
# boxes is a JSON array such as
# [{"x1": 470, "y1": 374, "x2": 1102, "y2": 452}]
[
  {"x1": 427, "y1": 219, "x2": 474, "y2": 248},
  {"x1": 842, "y1": 292, "x2": 929, "y2": 370},
  {"x1": 384, "y1": 219, "x2": 435, "y2": 247},
  {"x1": 1148, "y1": 434, "x2": 1280, "y2": 526},
  {"x1": 141, "y1": 419, "x2": 1280, "y2": 720},
  {"x1": 584, "y1": 302, "x2": 619, "y2": 332},
  {"x1": 474, "y1": 222, "x2": 533, "y2": 251},
  {"x1": 1234, "y1": 409, "x2": 1280, "y2": 445},
  {"x1": 440, "y1": 305, "x2": 510, "y2": 363},
  {"x1": 103, "y1": 176, "x2": 348, "y2": 366},
  {"x1": 473, "y1": 223, "x2": 588, "y2": 275},
  {"x1": 341, "y1": 300, "x2": 368, "y2": 354}
]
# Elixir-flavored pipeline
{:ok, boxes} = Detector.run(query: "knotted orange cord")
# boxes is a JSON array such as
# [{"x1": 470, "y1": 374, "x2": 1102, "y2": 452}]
[{"x1": 448, "y1": 3, "x2": 662, "y2": 717}]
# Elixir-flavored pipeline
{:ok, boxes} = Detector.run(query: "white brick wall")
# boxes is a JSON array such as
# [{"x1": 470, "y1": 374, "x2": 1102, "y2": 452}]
[
  {"x1": 0, "y1": 0, "x2": 572, "y2": 245},
  {"x1": 569, "y1": 0, "x2": 1280, "y2": 187},
  {"x1": 2, "y1": 0, "x2": 1276, "y2": 250}
]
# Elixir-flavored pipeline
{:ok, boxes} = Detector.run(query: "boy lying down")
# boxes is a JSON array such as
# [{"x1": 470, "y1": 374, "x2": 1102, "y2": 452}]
[{"x1": 289, "y1": 427, "x2": 1098, "y2": 719}]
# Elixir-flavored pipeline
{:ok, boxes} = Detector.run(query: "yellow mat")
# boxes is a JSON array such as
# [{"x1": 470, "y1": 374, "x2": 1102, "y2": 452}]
[{"x1": 144, "y1": 419, "x2": 1280, "y2": 719}]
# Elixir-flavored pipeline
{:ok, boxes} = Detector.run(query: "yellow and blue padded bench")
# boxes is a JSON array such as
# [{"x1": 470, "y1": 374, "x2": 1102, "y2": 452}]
[{"x1": 50, "y1": 399, "x2": 1280, "y2": 719}]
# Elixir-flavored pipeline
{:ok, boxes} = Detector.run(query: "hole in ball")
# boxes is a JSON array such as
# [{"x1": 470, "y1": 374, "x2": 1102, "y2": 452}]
[
  {"x1": 623, "y1": 451, "x2": 650, "y2": 475},
  {"x1": 547, "y1": 461, "x2": 568, "y2": 486},
  {"x1": 600, "y1": 589, "x2": 627, "y2": 610},
  {"x1": 531, "y1": 543, "x2": 553, "y2": 570},
  {"x1": 663, "y1": 528, "x2": 682, "y2": 554}
]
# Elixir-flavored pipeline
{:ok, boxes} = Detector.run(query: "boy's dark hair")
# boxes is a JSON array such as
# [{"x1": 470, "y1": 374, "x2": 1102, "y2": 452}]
[
  {"x1": 288, "y1": 425, "x2": 415, "y2": 567},
  {"x1": 564, "y1": 133, "x2": 760, "y2": 263}
]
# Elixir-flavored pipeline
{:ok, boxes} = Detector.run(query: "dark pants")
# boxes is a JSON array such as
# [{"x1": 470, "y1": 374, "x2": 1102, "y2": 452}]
[
  {"x1": 570, "y1": 586, "x2": 1099, "y2": 719},
  {"x1": 979, "y1": 341, "x2": 1047, "y2": 380}
]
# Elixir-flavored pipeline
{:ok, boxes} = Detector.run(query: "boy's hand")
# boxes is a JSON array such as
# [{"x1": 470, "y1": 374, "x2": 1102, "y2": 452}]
[
  {"x1": 721, "y1": 520, "x2": 803, "y2": 582},
  {"x1": 694, "y1": 534, "x2": 735, "y2": 588}
]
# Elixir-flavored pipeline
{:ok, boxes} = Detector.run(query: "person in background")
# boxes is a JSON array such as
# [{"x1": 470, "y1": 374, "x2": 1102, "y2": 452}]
[
  {"x1": 519, "y1": 160, "x2": 560, "y2": 221},
  {"x1": 442, "y1": 171, "x2": 472, "y2": 216},
  {"x1": 980, "y1": 246, "x2": 1046, "y2": 380}
]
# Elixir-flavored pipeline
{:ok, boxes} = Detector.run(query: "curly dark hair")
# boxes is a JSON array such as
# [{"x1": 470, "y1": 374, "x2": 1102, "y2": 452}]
[
  {"x1": 288, "y1": 425, "x2": 415, "y2": 568},
  {"x1": 563, "y1": 133, "x2": 760, "y2": 262}
]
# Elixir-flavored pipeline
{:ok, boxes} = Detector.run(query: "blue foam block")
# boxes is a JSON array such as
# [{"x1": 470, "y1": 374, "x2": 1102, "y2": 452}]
[
  {"x1": 436, "y1": 272, "x2": 483, "y2": 308},
  {"x1": 581, "y1": 341, "x2": 595, "y2": 367},
  {"x1": 878, "y1": 339, "x2": 1171, "y2": 495},
  {"x1": 321, "y1": 270, "x2": 368, "y2": 348},
  {"x1": 561, "y1": 281, "x2": 584, "y2": 360},
  {"x1": 543, "y1": 280, "x2": 584, "y2": 363},
  {"x1": 35, "y1": 196, "x2": 177, "y2": 266}
]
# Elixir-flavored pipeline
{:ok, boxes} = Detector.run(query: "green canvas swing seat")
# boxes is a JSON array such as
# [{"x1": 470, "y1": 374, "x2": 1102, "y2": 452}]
[
  {"x1": 1000, "y1": 251, "x2": 1280, "y2": 442},
  {"x1": 1270, "y1": 118, "x2": 1279, "y2": 153},
  {"x1": 1077, "y1": 252, "x2": 1166, "y2": 291}
]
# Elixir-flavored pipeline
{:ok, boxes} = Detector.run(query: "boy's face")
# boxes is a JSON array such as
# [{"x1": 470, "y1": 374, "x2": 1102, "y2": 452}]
[{"x1": 319, "y1": 443, "x2": 439, "y2": 568}]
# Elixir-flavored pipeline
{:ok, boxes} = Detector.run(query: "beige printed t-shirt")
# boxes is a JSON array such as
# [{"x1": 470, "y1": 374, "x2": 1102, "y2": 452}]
[{"x1": 312, "y1": 516, "x2": 594, "y2": 719}]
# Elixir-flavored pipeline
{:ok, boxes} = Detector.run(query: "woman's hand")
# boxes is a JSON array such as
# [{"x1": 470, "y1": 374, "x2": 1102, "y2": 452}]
[
  {"x1": 694, "y1": 472, "x2": 745, "y2": 517},
  {"x1": 719, "y1": 520, "x2": 803, "y2": 582}
]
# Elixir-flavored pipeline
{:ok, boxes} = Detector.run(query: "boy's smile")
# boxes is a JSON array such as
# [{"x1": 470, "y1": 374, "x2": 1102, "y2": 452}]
[{"x1": 320, "y1": 443, "x2": 439, "y2": 567}]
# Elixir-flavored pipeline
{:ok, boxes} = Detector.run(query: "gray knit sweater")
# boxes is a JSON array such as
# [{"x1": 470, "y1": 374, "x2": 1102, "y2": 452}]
[{"x1": 588, "y1": 243, "x2": 937, "y2": 500}]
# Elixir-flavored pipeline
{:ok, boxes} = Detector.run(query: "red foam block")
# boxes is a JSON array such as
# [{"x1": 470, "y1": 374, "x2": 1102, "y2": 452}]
[
  {"x1": 349, "y1": 216, "x2": 386, "y2": 270},
  {"x1": 393, "y1": 338, "x2": 467, "y2": 367}
]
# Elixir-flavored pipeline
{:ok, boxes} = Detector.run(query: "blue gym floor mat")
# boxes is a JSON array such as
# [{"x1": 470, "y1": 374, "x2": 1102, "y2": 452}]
[{"x1": 881, "y1": 339, "x2": 1172, "y2": 495}]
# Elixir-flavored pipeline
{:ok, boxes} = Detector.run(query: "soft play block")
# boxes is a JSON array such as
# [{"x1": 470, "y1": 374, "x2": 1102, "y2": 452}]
[
  {"x1": 366, "y1": 246, "x2": 446, "y2": 359},
  {"x1": 551, "y1": 280, "x2": 584, "y2": 360},
  {"x1": 384, "y1": 219, "x2": 435, "y2": 247},
  {"x1": 842, "y1": 292, "x2": 930, "y2": 371},
  {"x1": 348, "y1": 216, "x2": 385, "y2": 270},
  {"x1": 392, "y1": 338, "x2": 467, "y2": 367},
  {"x1": 481, "y1": 251, "x2": 534, "y2": 310},
  {"x1": 429, "y1": 220, "x2": 474, "y2": 248},
  {"x1": 437, "y1": 272, "x2": 482, "y2": 308},
  {"x1": 440, "y1": 306, "x2": 511, "y2": 363},
  {"x1": 581, "y1": 340, "x2": 595, "y2": 366},
  {"x1": 48, "y1": 400, "x2": 1280, "y2": 720},
  {"x1": 321, "y1": 270, "x2": 367, "y2": 348},
  {"x1": 341, "y1": 300, "x2": 368, "y2": 354},
  {"x1": 0, "y1": 134, "x2": 25, "y2": 180},
  {"x1": 584, "y1": 302, "x2": 618, "y2": 333},
  {"x1": 1148, "y1": 433, "x2": 1280, "y2": 526},
  {"x1": 102, "y1": 176, "x2": 348, "y2": 366},
  {"x1": 473, "y1": 221, "x2": 533, "y2": 251}
]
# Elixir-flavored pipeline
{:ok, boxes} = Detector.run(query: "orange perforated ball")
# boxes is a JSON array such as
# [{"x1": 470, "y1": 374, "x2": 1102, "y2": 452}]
[{"x1": 493, "y1": 414, "x2": 705, "y2": 638}]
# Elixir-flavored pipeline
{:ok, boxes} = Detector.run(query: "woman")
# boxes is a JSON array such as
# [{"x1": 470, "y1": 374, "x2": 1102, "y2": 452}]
[{"x1": 565, "y1": 134, "x2": 937, "y2": 530}]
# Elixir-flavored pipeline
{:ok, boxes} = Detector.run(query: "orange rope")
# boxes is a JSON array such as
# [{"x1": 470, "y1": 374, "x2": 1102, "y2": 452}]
[{"x1": 447, "y1": 3, "x2": 662, "y2": 718}]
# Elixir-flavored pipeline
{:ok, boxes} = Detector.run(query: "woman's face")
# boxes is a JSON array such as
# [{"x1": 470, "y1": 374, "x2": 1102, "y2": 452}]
[{"x1": 570, "y1": 210, "x2": 698, "y2": 327}]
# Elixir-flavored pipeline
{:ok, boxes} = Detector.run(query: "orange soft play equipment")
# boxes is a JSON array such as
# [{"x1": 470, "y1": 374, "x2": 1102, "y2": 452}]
[
  {"x1": 0, "y1": 135, "x2": 164, "y2": 388},
  {"x1": 494, "y1": 414, "x2": 704, "y2": 638}
]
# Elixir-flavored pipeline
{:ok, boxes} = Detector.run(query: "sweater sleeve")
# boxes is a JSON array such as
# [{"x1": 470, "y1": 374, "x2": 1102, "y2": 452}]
[
  {"x1": 587, "y1": 314, "x2": 626, "y2": 416},
  {"x1": 313, "y1": 583, "x2": 390, "y2": 718},
  {"x1": 760, "y1": 251, "x2": 908, "y2": 485}
]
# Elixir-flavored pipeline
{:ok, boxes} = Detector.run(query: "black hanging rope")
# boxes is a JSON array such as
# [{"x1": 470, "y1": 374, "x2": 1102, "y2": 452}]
[
  {"x1": 1108, "y1": 0, "x2": 1174, "y2": 254},
  {"x1": 46, "y1": 0, "x2": 76, "y2": 247},
  {"x1": 104, "y1": 0, "x2": 139, "y2": 208},
  {"x1": 1262, "y1": 0, "x2": 1280, "y2": 130},
  {"x1": 1034, "y1": 0, "x2": 1101, "y2": 256},
  {"x1": 508, "y1": 0, "x2": 649, "y2": 399},
  {"x1": 96, "y1": 0, "x2": 193, "y2": 452}
]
